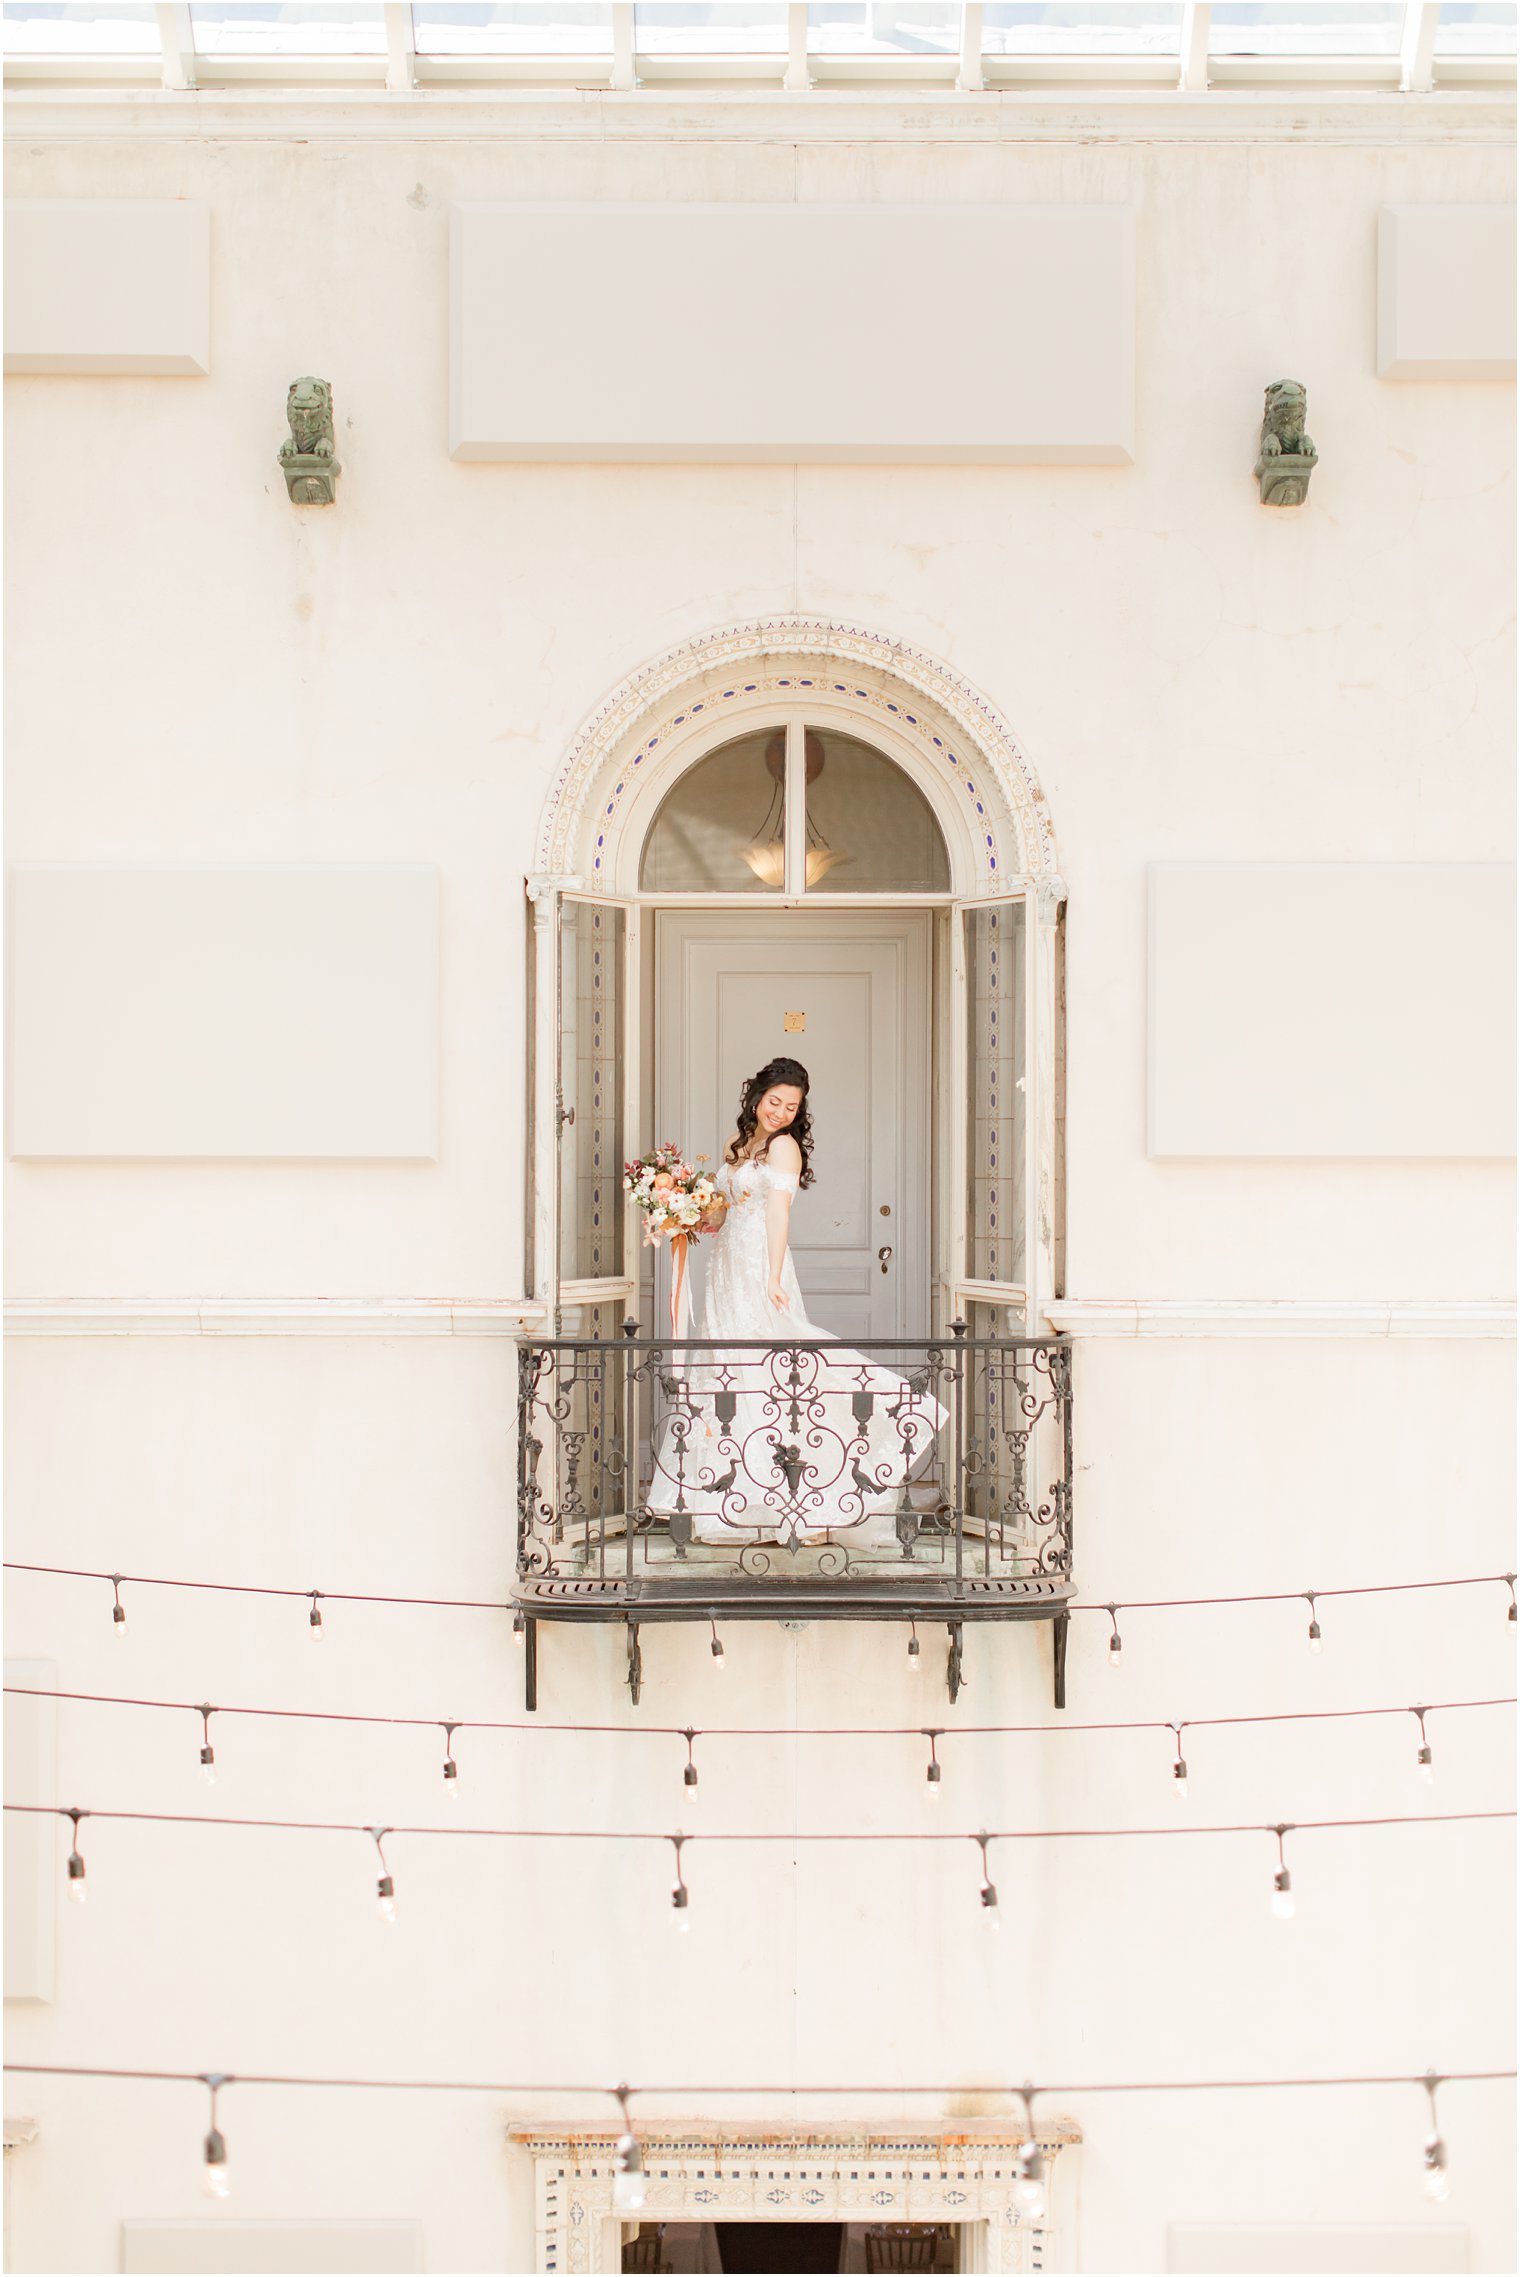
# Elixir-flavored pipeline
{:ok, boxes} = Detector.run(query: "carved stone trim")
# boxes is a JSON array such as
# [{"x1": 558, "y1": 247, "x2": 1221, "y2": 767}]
[
  {"x1": 514, "y1": 2124, "x2": 1081, "y2": 2275},
  {"x1": 535, "y1": 618, "x2": 1061, "y2": 895}
]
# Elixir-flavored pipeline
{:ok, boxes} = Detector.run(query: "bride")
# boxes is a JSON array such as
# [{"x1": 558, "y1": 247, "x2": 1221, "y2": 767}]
[{"x1": 643, "y1": 1057, "x2": 947, "y2": 1550}]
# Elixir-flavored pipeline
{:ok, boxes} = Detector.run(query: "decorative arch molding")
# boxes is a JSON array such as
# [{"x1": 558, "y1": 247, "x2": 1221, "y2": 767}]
[{"x1": 535, "y1": 617, "x2": 1062, "y2": 896}]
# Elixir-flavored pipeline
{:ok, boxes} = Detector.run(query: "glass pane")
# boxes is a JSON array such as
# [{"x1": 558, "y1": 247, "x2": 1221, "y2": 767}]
[
  {"x1": 965, "y1": 902, "x2": 1026, "y2": 1288},
  {"x1": 559, "y1": 900, "x2": 626, "y2": 1282},
  {"x1": 639, "y1": 730, "x2": 786, "y2": 894},
  {"x1": 412, "y1": 3, "x2": 614, "y2": 54},
  {"x1": 803, "y1": 730, "x2": 950, "y2": 892},
  {"x1": 1435, "y1": 0, "x2": 1517, "y2": 53},
  {"x1": 982, "y1": 2, "x2": 1183, "y2": 54},
  {"x1": 1209, "y1": 2, "x2": 1405, "y2": 54},
  {"x1": 2, "y1": 2, "x2": 159, "y2": 53},
  {"x1": 189, "y1": 3, "x2": 385, "y2": 54},
  {"x1": 808, "y1": 2, "x2": 960, "y2": 55},
  {"x1": 634, "y1": 1, "x2": 787, "y2": 50}
]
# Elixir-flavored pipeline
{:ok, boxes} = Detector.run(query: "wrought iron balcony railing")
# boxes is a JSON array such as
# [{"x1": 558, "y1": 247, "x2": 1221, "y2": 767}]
[{"x1": 515, "y1": 1323, "x2": 1073, "y2": 1708}]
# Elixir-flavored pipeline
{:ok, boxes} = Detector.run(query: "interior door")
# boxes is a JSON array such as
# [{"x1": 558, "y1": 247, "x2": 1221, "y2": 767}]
[{"x1": 654, "y1": 912, "x2": 931, "y2": 1339}]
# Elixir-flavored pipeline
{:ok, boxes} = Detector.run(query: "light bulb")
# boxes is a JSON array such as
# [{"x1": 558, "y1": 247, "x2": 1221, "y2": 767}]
[
  {"x1": 112, "y1": 1605, "x2": 127, "y2": 1639},
  {"x1": 511, "y1": 1611, "x2": 525, "y2": 1649},
  {"x1": 199, "y1": 1748, "x2": 218, "y2": 1788},
  {"x1": 309, "y1": 1605, "x2": 324, "y2": 1641},
  {"x1": 203, "y1": 2131, "x2": 230, "y2": 2199},
  {"x1": 1107, "y1": 1634, "x2": 1122, "y2": 1671},
  {"x1": 66, "y1": 1852, "x2": 87, "y2": 1905},
  {"x1": 1012, "y1": 2143, "x2": 1046, "y2": 2221},
  {"x1": 980, "y1": 1882, "x2": 1001, "y2": 1929},
  {"x1": 613, "y1": 2140, "x2": 647, "y2": 2212},
  {"x1": 683, "y1": 1763, "x2": 699, "y2": 1799},
  {"x1": 443, "y1": 1759, "x2": 459, "y2": 1800},
  {"x1": 377, "y1": 1875, "x2": 397, "y2": 1925},
  {"x1": 1307, "y1": 1618, "x2": 1322, "y2": 1654},
  {"x1": 1416, "y1": 1744, "x2": 1434, "y2": 1784},
  {"x1": 907, "y1": 1636, "x2": 921, "y2": 1674},
  {"x1": 1172, "y1": 1758, "x2": 1188, "y2": 1801},
  {"x1": 925, "y1": 1762, "x2": 942, "y2": 1801},
  {"x1": 671, "y1": 1884, "x2": 691, "y2": 1932},
  {"x1": 1271, "y1": 1868, "x2": 1295, "y2": 1921},
  {"x1": 710, "y1": 1637, "x2": 726, "y2": 1671},
  {"x1": 1422, "y1": 2134, "x2": 1451, "y2": 2202}
]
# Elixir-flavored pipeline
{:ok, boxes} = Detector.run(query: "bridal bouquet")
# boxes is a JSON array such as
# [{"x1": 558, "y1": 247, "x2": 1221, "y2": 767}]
[{"x1": 622, "y1": 1144, "x2": 720, "y2": 1245}]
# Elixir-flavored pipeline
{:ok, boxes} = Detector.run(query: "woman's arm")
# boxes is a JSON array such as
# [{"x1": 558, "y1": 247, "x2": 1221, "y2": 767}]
[{"x1": 764, "y1": 1136, "x2": 802, "y2": 1307}]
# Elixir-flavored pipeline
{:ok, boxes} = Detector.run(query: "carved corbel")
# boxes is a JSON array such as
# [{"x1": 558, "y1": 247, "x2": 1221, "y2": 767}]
[{"x1": 279, "y1": 375, "x2": 340, "y2": 505}]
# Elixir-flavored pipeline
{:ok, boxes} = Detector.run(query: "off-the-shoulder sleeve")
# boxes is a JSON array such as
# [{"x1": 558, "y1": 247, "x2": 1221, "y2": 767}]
[{"x1": 766, "y1": 1166, "x2": 800, "y2": 1195}]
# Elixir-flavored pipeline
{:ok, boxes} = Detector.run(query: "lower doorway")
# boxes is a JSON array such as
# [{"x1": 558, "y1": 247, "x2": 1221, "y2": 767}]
[{"x1": 623, "y1": 2220, "x2": 961, "y2": 2273}]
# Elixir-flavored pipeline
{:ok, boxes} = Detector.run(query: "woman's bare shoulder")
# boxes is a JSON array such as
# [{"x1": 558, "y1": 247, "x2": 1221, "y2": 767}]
[{"x1": 768, "y1": 1132, "x2": 803, "y2": 1169}]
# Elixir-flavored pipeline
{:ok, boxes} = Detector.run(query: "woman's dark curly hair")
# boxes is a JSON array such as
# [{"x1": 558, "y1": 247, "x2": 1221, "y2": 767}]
[{"x1": 725, "y1": 1057, "x2": 816, "y2": 1188}]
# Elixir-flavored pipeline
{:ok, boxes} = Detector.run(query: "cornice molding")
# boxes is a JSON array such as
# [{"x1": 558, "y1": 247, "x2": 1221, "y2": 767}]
[
  {"x1": 1043, "y1": 1297, "x2": 1517, "y2": 1339},
  {"x1": 3, "y1": 89, "x2": 1513, "y2": 146},
  {"x1": 5, "y1": 1297, "x2": 1510, "y2": 1338},
  {"x1": 3, "y1": 1298, "x2": 547, "y2": 1338}
]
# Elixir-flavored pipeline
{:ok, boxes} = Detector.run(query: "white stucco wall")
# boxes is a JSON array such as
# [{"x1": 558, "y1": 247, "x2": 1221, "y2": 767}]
[{"x1": 4, "y1": 96, "x2": 1515, "y2": 2277}]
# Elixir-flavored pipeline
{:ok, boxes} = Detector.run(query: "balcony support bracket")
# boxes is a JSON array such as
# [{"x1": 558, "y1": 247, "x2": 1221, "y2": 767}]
[
  {"x1": 1052, "y1": 1610, "x2": 1069, "y2": 1711},
  {"x1": 626, "y1": 1618, "x2": 643, "y2": 1707},
  {"x1": 945, "y1": 1619, "x2": 964, "y2": 1703}
]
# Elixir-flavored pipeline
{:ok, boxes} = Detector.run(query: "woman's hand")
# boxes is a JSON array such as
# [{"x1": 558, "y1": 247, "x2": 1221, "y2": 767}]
[
  {"x1": 768, "y1": 1278, "x2": 789, "y2": 1311},
  {"x1": 698, "y1": 1197, "x2": 729, "y2": 1232}
]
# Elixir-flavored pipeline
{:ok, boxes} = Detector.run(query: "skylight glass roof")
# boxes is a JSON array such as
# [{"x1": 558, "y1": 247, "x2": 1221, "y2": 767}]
[
  {"x1": 411, "y1": 3, "x2": 613, "y2": 52},
  {"x1": 1209, "y1": 2, "x2": 1405, "y2": 55},
  {"x1": 3, "y1": 0, "x2": 1515, "y2": 81},
  {"x1": 2, "y1": 3, "x2": 158, "y2": 54},
  {"x1": 982, "y1": 3, "x2": 1182, "y2": 54},
  {"x1": 188, "y1": 4, "x2": 386, "y2": 55},
  {"x1": 1435, "y1": 0, "x2": 1517, "y2": 52}
]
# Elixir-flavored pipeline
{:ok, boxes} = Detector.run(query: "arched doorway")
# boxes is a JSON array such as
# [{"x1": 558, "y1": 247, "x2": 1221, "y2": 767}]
[{"x1": 527, "y1": 618, "x2": 1066, "y2": 1342}]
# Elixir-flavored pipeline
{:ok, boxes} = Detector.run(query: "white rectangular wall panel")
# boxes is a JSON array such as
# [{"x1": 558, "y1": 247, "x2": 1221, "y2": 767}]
[
  {"x1": 1377, "y1": 205, "x2": 1517, "y2": 379},
  {"x1": 7, "y1": 866, "x2": 440, "y2": 1160},
  {"x1": 121, "y1": 2223, "x2": 425, "y2": 2273},
  {"x1": 2, "y1": 1662, "x2": 56, "y2": 2003},
  {"x1": 3, "y1": 200, "x2": 210, "y2": 376},
  {"x1": 450, "y1": 202, "x2": 1134, "y2": 463},
  {"x1": 1148, "y1": 864, "x2": 1516, "y2": 1159}
]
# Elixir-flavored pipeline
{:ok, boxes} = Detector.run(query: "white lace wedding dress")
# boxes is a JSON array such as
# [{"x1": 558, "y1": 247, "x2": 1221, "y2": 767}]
[{"x1": 643, "y1": 1152, "x2": 948, "y2": 1549}]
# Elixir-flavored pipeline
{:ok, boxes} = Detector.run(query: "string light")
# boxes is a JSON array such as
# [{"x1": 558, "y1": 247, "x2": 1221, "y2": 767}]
[
  {"x1": 1420, "y1": 2072, "x2": 1451, "y2": 2202},
  {"x1": 441, "y1": 1723, "x2": 460, "y2": 1802},
  {"x1": 1506, "y1": 1576, "x2": 1516, "y2": 1627},
  {"x1": 1271, "y1": 1824, "x2": 1295, "y2": 1920},
  {"x1": 1412, "y1": 1708, "x2": 1434, "y2": 1785},
  {"x1": 682, "y1": 1729, "x2": 699, "y2": 1800},
  {"x1": 511, "y1": 1610, "x2": 526, "y2": 1650},
  {"x1": 9, "y1": 1682, "x2": 1511, "y2": 1764},
  {"x1": 1012, "y1": 2086, "x2": 1047, "y2": 2221},
  {"x1": 369, "y1": 1827, "x2": 396, "y2": 1925},
  {"x1": 907, "y1": 1619, "x2": 922, "y2": 1675},
  {"x1": 64, "y1": 1808, "x2": 87, "y2": 1905},
  {"x1": 1105, "y1": 1604, "x2": 1122, "y2": 1671},
  {"x1": 109, "y1": 1574, "x2": 127, "y2": 1639},
  {"x1": 612, "y1": 2086, "x2": 647, "y2": 2212},
  {"x1": 709, "y1": 1616, "x2": 726, "y2": 1672},
  {"x1": 922, "y1": 1729, "x2": 943, "y2": 1801},
  {"x1": 13, "y1": 1559, "x2": 1513, "y2": 1625},
  {"x1": 1305, "y1": 1593, "x2": 1322, "y2": 1654},
  {"x1": 197, "y1": 1703, "x2": 218, "y2": 1788},
  {"x1": 669, "y1": 1835, "x2": 690, "y2": 1932},
  {"x1": 201, "y1": 2073, "x2": 231, "y2": 2200},
  {"x1": 1169, "y1": 1724, "x2": 1188, "y2": 1802},
  {"x1": 308, "y1": 1591, "x2": 324, "y2": 1642},
  {"x1": 974, "y1": 1833, "x2": 1000, "y2": 1929}
]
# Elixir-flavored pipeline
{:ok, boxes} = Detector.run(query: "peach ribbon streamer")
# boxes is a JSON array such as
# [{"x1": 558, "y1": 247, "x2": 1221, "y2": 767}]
[{"x1": 669, "y1": 1231, "x2": 693, "y2": 1341}]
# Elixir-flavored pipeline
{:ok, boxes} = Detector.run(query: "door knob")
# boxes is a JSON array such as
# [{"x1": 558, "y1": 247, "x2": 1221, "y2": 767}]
[{"x1": 877, "y1": 1245, "x2": 893, "y2": 1275}]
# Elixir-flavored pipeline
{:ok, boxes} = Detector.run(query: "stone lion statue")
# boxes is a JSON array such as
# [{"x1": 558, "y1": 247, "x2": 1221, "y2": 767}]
[
  {"x1": 280, "y1": 376, "x2": 335, "y2": 461},
  {"x1": 1254, "y1": 379, "x2": 1317, "y2": 505}
]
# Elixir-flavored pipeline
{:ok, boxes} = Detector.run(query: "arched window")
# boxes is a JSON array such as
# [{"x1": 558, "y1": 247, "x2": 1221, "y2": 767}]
[{"x1": 639, "y1": 724, "x2": 950, "y2": 894}]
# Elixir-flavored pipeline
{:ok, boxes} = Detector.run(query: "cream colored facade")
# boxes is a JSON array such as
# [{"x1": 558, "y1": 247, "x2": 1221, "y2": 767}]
[{"x1": 3, "y1": 41, "x2": 1517, "y2": 2277}]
